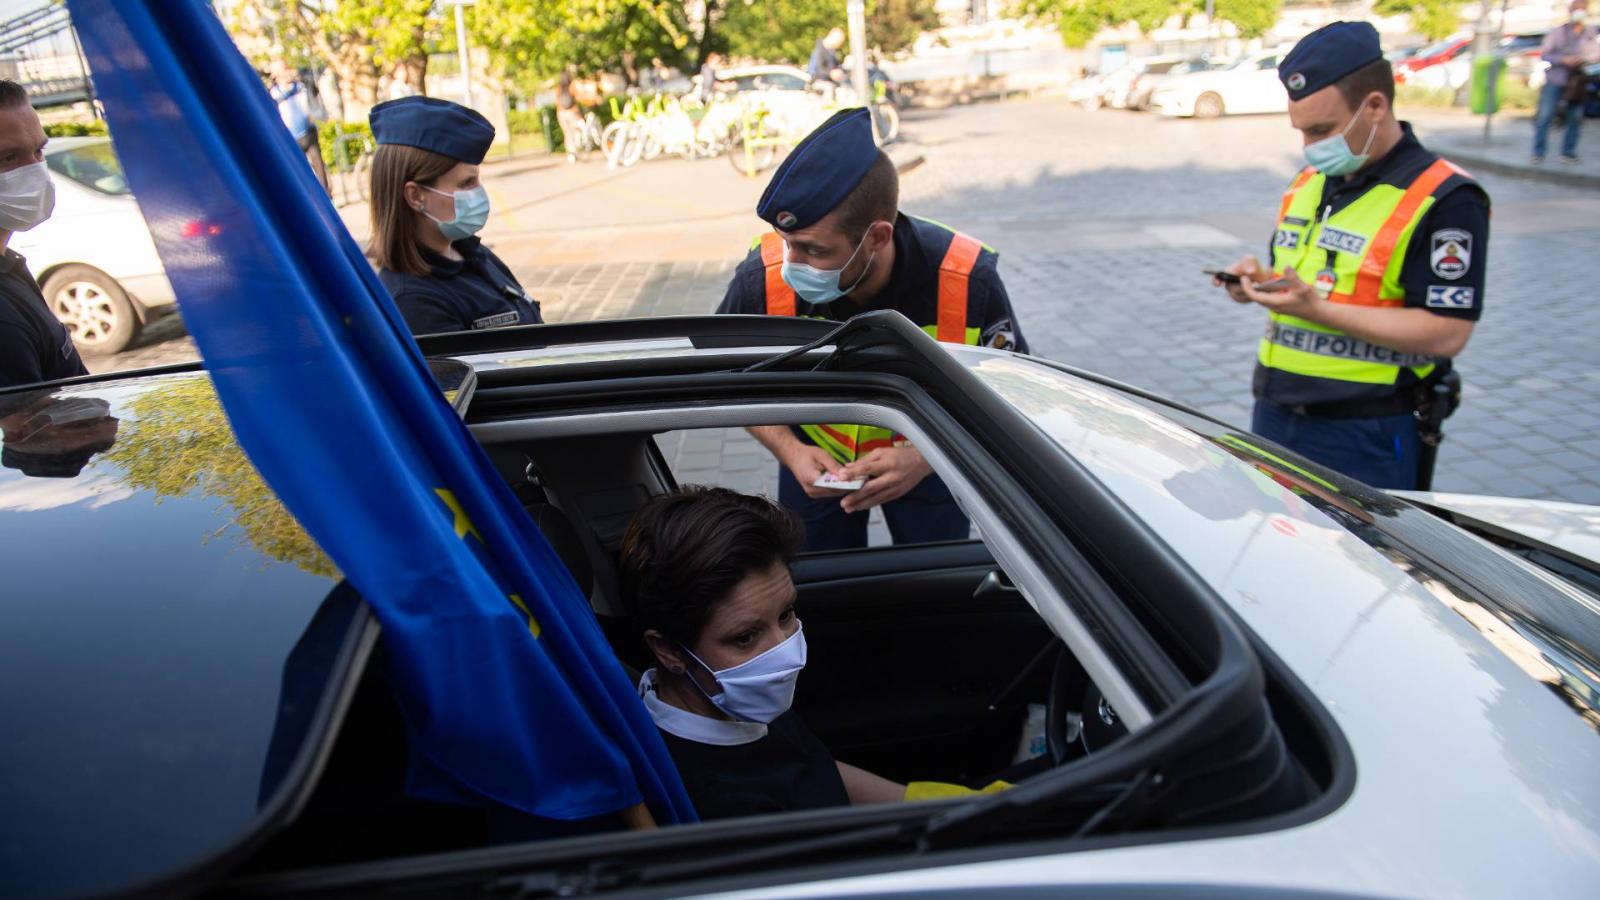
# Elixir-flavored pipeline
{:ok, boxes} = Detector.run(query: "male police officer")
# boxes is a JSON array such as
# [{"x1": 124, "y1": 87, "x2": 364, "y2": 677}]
[
  {"x1": 717, "y1": 107, "x2": 1026, "y2": 551},
  {"x1": 0, "y1": 80, "x2": 86, "y2": 388},
  {"x1": 1217, "y1": 22, "x2": 1487, "y2": 489}
]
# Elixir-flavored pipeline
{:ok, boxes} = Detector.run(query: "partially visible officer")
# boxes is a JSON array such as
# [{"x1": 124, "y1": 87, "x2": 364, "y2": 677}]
[
  {"x1": 368, "y1": 96, "x2": 542, "y2": 336},
  {"x1": 0, "y1": 80, "x2": 86, "y2": 388},
  {"x1": 1216, "y1": 22, "x2": 1487, "y2": 490},
  {"x1": 717, "y1": 107, "x2": 1027, "y2": 550}
]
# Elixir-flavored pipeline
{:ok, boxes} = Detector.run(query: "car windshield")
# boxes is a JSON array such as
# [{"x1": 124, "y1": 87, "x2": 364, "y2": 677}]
[{"x1": 45, "y1": 142, "x2": 130, "y2": 195}]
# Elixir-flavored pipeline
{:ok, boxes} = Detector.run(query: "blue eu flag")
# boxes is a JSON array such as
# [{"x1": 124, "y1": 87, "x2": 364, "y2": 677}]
[{"x1": 69, "y1": 0, "x2": 696, "y2": 825}]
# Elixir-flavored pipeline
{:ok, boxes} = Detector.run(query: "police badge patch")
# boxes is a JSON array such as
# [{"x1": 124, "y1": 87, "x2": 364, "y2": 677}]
[{"x1": 1430, "y1": 228, "x2": 1470, "y2": 280}]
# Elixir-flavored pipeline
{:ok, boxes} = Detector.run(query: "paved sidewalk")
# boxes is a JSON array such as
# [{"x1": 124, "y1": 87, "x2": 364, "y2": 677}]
[{"x1": 1428, "y1": 113, "x2": 1600, "y2": 187}]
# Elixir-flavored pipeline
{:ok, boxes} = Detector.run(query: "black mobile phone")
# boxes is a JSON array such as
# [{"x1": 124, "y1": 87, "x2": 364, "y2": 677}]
[{"x1": 1204, "y1": 269, "x2": 1241, "y2": 285}]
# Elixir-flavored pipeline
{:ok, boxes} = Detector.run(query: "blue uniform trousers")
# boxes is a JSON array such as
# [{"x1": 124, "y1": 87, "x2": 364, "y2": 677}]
[
  {"x1": 1252, "y1": 400, "x2": 1422, "y2": 490},
  {"x1": 777, "y1": 464, "x2": 971, "y2": 551}
]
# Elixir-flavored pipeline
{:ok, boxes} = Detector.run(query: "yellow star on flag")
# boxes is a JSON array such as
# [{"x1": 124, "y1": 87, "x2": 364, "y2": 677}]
[
  {"x1": 507, "y1": 594, "x2": 542, "y2": 639},
  {"x1": 434, "y1": 488, "x2": 483, "y2": 543}
]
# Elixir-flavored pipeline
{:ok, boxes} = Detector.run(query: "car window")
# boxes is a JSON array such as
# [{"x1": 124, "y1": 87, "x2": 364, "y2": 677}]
[
  {"x1": 766, "y1": 73, "x2": 806, "y2": 90},
  {"x1": 655, "y1": 426, "x2": 974, "y2": 550},
  {"x1": 46, "y1": 142, "x2": 130, "y2": 195},
  {"x1": 1256, "y1": 55, "x2": 1278, "y2": 70}
]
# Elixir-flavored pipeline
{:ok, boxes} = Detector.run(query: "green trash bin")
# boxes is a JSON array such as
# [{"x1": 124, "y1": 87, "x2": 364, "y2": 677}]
[{"x1": 1470, "y1": 55, "x2": 1506, "y2": 115}]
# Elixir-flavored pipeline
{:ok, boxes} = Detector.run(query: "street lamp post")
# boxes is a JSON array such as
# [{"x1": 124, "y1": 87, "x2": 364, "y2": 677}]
[
  {"x1": 847, "y1": 0, "x2": 874, "y2": 144},
  {"x1": 446, "y1": 0, "x2": 476, "y2": 109}
]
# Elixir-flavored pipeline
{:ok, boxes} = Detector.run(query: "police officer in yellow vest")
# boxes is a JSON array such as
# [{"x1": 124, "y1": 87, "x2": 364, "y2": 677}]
[
  {"x1": 1217, "y1": 21, "x2": 1488, "y2": 490},
  {"x1": 716, "y1": 108, "x2": 1027, "y2": 550}
]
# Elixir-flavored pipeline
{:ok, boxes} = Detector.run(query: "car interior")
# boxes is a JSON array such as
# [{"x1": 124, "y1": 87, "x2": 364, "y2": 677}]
[
  {"x1": 230, "y1": 319, "x2": 1348, "y2": 894},
  {"x1": 239, "y1": 419, "x2": 1340, "y2": 889},
  {"x1": 244, "y1": 419, "x2": 1069, "y2": 871}
]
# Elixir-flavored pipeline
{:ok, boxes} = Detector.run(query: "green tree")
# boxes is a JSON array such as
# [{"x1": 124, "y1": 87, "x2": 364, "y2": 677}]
[
  {"x1": 103, "y1": 379, "x2": 336, "y2": 579},
  {"x1": 1213, "y1": 0, "x2": 1280, "y2": 40},
  {"x1": 1373, "y1": 0, "x2": 1465, "y2": 40},
  {"x1": 868, "y1": 0, "x2": 943, "y2": 56},
  {"x1": 465, "y1": 0, "x2": 692, "y2": 89},
  {"x1": 1018, "y1": 0, "x2": 1281, "y2": 48},
  {"x1": 222, "y1": 0, "x2": 439, "y2": 112},
  {"x1": 720, "y1": 0, "x2": 943, "y2": 66}
]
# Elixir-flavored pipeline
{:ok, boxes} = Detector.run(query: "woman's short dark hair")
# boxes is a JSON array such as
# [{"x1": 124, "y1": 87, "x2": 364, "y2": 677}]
[{"x1": 619, "y1": 486, "x2": 805, "y2": 645}]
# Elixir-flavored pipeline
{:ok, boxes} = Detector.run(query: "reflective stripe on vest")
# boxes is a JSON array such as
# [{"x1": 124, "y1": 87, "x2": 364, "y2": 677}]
[
  {"x1": 1262, "y1": 158, "x2": 1466, "y2": 386},
  {"x1": 758, "y1": 228, "x2": 984, "y2": 462},
  {"x1": 759, "y1": 233, "x2": 795, "y2": 316}
]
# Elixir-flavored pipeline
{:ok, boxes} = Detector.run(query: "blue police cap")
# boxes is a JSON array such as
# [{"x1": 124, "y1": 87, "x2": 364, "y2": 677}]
[
  {"x1": 369, "y1": 96, "x2": 495, "y2": 164},
  {"x1": 1279, "y1": 21, "x2": 1384, "y2": 101},
  {"x1": 757, "y1": 108, "x2": 877, "y2": 231}
]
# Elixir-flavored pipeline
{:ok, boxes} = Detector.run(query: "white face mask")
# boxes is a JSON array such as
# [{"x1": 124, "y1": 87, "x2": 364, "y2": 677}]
[
  {"x1": 682, "y1": 622, "x2": 807, "y2": 723},
  {"x1": 0, "y1": 162, "x2": 55, "y2": 232}
]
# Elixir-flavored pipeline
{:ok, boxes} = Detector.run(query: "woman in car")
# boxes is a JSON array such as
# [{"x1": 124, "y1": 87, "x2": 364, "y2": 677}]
[
  {"x1": 618, "y1": 486, "x2": 907, "y2": 819},
  {"x1": 366, "y1": 96, "x2": 541, "y2": 336}
]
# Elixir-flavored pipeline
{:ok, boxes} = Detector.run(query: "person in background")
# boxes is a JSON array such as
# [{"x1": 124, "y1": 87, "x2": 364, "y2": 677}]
[
  {"x1": 367, "y1": 96, "x2": 542, "y2": 336},
  {"x1": 1533, "y1": 0, "x2": 1599, "y2": 164},
  {"x1": 0, "y1": 80, "x2": 86, "y2": 388},
  {"x1": 555, "y1": 71, "x2": 585, "y2": 162},
  {"x1": 808, "y1": 27, "x2": 846, "y2": 85},
  {"x1": 697, "y1": 52, "x2": 727, "y2": 104},
  {"x1": 268, "y1": 58, "x2": 329, "y2": 193}
]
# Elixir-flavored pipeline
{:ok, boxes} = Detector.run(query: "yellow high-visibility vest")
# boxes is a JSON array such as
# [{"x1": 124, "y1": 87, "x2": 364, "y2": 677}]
[{"x1": 1262, "y1": 158, "x2": 1472, "y2": 389}]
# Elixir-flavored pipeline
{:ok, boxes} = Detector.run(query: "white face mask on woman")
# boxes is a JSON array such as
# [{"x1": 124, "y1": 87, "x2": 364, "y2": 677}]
[
  {"x1": 682, "y1": 622, "x2": 808, "y2": 723},
  {"x1": 0, "y1": 162, "x2": 55, "y2": 232}
]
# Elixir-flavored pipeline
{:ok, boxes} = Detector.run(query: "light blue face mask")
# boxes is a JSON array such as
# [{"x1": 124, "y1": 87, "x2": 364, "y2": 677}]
[
  {"x1": 422, "y1": 184, "x2": 490, "y2": 241},
  {"x1": 780, "y1": 230, "x2": 875, "y2": 305},
  {"x1": 1303, "y1": 107, "x2": 1377, "y2": 177}
]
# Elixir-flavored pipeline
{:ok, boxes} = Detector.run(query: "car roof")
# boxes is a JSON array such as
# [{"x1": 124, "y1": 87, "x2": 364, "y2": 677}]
[
  {"x1": 0, "y1": 373, "x2": 347, "y2": 899},
  {"x1": 10, "y1": 326, "x2": 1600, "y2": 895}
]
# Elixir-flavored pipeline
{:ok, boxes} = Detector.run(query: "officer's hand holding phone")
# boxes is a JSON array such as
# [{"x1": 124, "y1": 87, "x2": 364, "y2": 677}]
[
  {"x1": 1209, "y1": 255, "x2": 1294, "y2": 305},
  {"x1": 1234, "y1": 266, "x2": 1321, "y2": 319}
]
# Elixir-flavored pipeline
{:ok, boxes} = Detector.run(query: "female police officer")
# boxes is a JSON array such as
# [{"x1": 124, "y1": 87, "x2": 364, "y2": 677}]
[{"x1": 367, "y1": 96, "x2": 541, "y2": 335}]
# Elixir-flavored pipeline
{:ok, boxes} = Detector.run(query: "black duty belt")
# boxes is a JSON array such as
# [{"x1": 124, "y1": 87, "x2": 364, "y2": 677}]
[{"x1": 1288, "y1": 393, "x2": 1417, "y2": 419}]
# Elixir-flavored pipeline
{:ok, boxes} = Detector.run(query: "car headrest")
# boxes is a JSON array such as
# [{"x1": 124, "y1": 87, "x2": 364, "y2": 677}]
[{"x1": 526, "y1": 502, "x2": 594, "y2": 598}]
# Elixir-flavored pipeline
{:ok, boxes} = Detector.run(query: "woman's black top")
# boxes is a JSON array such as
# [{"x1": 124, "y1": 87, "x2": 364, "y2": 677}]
[
  {"x1": 378, "y1": 237, "x2": 541, "y2": 336},
  {"x1": 658, "y1": 711, "x2": 849, "y2": 820}
]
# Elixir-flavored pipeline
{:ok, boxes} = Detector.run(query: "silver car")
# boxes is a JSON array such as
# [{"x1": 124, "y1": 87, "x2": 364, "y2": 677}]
[{"x1": 4, "y1": 312, "x2": 1595, "y2": 898}]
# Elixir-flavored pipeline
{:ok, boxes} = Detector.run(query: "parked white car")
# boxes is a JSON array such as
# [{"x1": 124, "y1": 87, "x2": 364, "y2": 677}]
[
  {"x1": 1151, "y1": 48, "x2": 1290, "y2": 118},
  {"x1": 11, "y1": 137, "x2": 175, "y2": 355}
]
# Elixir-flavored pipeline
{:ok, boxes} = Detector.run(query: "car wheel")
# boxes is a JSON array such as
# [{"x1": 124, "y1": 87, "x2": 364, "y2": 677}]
[
  {"x1": 1194, "y1": 92, "x2": 1225, "y2": 119},
  {"x1": 43, "y1": 265, "x2": 138, "y2": 356}
]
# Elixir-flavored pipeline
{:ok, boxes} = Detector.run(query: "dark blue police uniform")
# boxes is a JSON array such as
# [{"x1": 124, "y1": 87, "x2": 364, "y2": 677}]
[
  {"x1": 378, "y1": 237, "x2": 539, "y2": 335},
  {"x1": 715, "y1": 108, "x2": 1027, "y2": 551},
  {"x1": 369, "y1": 96, "x2": 542, "y2": 336},
  {"x1": 1249, "y1": 23, "x2": 1488, "y2": 490}
]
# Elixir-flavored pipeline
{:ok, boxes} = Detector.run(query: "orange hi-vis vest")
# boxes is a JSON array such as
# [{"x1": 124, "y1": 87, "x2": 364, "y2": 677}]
[{"x1": 758, "y1": 229, "x2": 983, "y2": 464}]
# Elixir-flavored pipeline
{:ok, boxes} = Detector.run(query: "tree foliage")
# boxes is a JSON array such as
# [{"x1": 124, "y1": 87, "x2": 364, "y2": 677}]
[
  {"x1": 1373, "y1": 0, "x2": 1465, "y2": 40},
  {"x1": 103, "y1": 379, "x2": 336, "y2": 579},
  {"x1": 1018, "y1": 0, "x2": 1282, "y2": 48},
  {"x1": 719, "y1": 0, "x2": 941, "y2": 66},
  {"x1": 223, "y1": 0, "x2": 439, "y2": 112},
  {"x1": 464, "y1": 0, "x2": 694, "y2": 88}
]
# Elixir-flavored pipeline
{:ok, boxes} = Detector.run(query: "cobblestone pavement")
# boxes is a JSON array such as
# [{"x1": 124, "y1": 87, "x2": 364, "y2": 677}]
[{"x1": 94, "y1": 99, "x2": 1600, "y2": 505}]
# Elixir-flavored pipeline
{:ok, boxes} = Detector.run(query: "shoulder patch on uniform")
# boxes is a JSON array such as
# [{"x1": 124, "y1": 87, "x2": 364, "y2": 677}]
[
  {"x1": 981, "y1": 318, "x2": 1015, "y2": 350},
  {"x1": 1426, "y1": 285, "x2": 1474, "y2": 309},
  {"x1": 1430, "y1": 228, "x2": 1470, "y2": 280}
]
